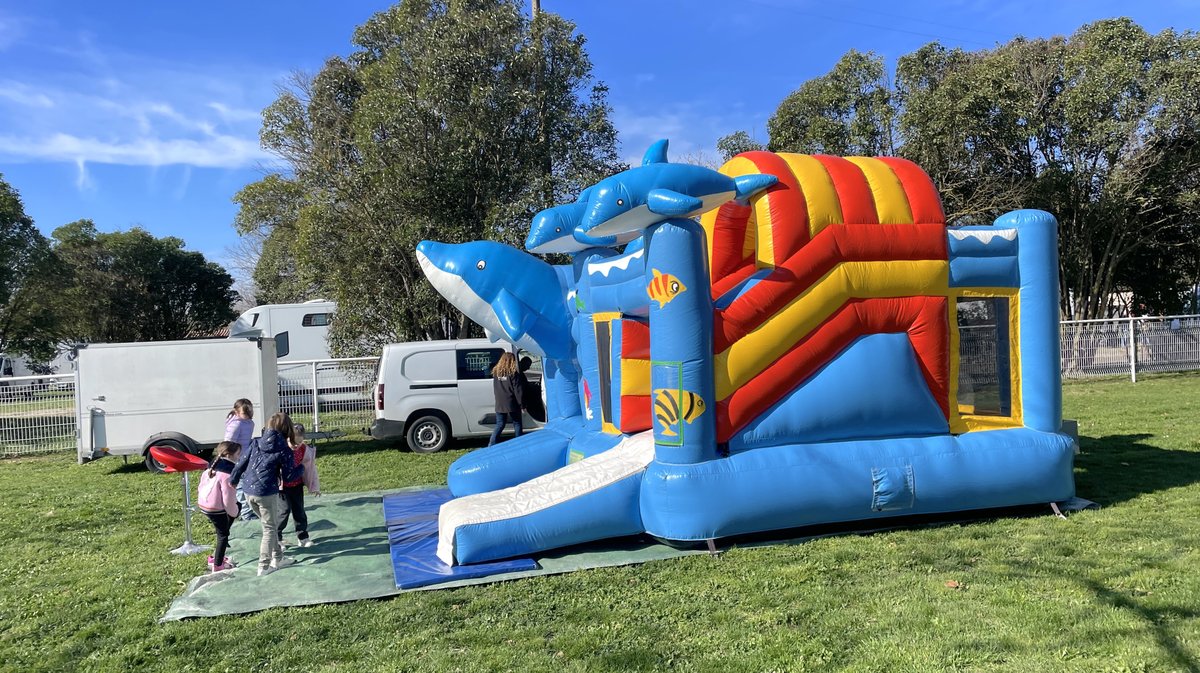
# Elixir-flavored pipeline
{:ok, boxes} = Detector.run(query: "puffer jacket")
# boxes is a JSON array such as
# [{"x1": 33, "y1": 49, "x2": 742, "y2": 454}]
[
  {"x1": 229, "y1": 429, "x2": 302, "y2": 497},
  {"x1": 197, "y1": 457, "x2": 239, "y2": 517},
  {"x1": 224, "y1": 416, "x2": 253, "y2": 451}
]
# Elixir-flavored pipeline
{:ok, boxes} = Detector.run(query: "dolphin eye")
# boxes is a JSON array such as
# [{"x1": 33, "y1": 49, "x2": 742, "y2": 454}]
[
  {"x1": 476, "y1": 260, "x2": 486, "y2": 270},
  {"x1": 617, "y1": 199, "x2": 625, "y2": 206},
  {"x1": 555, "y1": 227, "x2": 561, "y2": 233}
]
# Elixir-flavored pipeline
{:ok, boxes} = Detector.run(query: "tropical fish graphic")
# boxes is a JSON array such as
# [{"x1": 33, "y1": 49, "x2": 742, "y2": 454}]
[
  {"x1": 647, "y1": 269, "x2": 687, "y2": 308},
  {"x1": 653, "y1": 388, "x2": 706, "y2": 437},
  {"x1": 583, "y1": 379, "x2": 594, "y2": 420}
]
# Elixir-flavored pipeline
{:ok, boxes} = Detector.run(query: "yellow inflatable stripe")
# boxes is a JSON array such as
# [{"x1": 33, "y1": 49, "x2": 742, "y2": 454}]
[
  {"x1": 705, "y1": 155, "x2": 766, "y2": 273},
  {"x1": 778, "y1": 153, "x2": 843, "y2": 238},
  {"x1": 621, "y1": 358, "x2": 650, "y2": 397},
  {"x1": 714, "y1": 259, "x2": 950, "y2": 398},
  {"x1": 699, "y1": 207, "x2": 719, "y2": 276},
  {"x1": 846, "y1": 157, "x2": 914, "y2": 224},
  {"x1": 716, "y1": 154, "x2": 782, "y2": 270}
]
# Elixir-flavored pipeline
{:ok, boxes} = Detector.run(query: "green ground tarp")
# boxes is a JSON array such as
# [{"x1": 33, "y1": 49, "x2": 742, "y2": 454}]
[
  {"x1": 160, "y1": 487, "x2": 705, "y2": 621},
  {"x1": 161, "y1": 488, "x2": 1097, "y2": 621}
]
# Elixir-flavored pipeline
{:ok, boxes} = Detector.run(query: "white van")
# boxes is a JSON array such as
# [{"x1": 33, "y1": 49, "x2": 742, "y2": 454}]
[
  {"x1": 370, "y1": 339, "x2": 543, "y2": 453},
  {"x1": 76, "y1": 338, "x2": 279, "y2": 471}
]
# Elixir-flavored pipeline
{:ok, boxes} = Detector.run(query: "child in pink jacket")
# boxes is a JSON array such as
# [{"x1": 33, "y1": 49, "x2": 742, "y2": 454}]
[{"x1": 198, "y1": 441, "x2": 242, "y2": 572}]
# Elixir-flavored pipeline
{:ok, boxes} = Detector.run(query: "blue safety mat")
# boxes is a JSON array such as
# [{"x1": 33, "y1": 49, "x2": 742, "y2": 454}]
[{"x1": 383, "y1": 489, "x2": 539, "y2": 589}]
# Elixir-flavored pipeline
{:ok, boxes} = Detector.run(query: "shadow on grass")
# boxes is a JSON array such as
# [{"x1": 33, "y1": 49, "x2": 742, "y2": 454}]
[
  {"x1": 994, "y1": 555, "x2": 1200, "y2": 673},
  {"x1": 1075, "y1": 433, "x2": 1200, "y2": 506}
]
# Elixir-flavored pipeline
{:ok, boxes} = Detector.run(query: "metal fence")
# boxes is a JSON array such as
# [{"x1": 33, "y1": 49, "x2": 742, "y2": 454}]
[
  {"x1": 4, "y1": 317, "x2": 1200, "y2": 458},
  {"x1": 277, "y1": 357, "x2": 379, "y2": 438},
  {"x1": 1061, "y1": 315, "x2": 1200, "y2": 382},
  {"x1": 0, "y1": 374, "x2": 77, "y2": 458}
]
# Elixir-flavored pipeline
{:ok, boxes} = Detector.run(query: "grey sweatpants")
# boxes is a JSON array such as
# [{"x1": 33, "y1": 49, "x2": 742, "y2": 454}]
[{"x1": 247, "y1": 494, "x2": 285, "y2": 570}]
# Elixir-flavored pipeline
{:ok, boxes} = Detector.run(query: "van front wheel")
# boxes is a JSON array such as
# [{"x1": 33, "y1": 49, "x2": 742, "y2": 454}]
[{"x1": 406, "y1": 415, "x2": 449, "y2": 454}]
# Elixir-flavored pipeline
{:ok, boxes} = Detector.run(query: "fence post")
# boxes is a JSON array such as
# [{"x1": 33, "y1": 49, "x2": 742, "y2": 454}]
[
  {"x1": 1129, "y1": 316, "x2": 1138, "y2": 383},
  {"x1": 310, "y1": 361, "x2": 320, "y2": 433}
]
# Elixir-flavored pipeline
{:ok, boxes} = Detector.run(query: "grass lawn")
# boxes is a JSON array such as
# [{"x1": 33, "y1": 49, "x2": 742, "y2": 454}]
[{"x1": 2, "y1": 374, "x2": 1200, "y2": 672}]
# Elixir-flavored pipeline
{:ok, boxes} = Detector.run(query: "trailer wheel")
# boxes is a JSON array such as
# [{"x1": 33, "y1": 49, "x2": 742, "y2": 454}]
[
  {"x1": 144, "y1": 438, "x2": 189, "y2": 473},
  {"x1": 406, "y1": 415, "x2": 449, "y2": 454}
]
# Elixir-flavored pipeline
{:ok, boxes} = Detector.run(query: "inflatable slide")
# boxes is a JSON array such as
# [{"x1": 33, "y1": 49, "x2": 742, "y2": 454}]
[{"x1": 414, "y1": 140, "x2": 1076, "y2": 566}]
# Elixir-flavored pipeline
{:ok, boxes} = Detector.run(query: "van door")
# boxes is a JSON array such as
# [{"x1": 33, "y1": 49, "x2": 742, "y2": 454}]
[{"x1": 454, "y1": 345, "x2": 505, "y2": 433}]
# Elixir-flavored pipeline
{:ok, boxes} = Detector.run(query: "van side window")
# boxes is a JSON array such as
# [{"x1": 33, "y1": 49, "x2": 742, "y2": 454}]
[
  {"x1": 250, "y1": 313, "x2": 260, "y2": 327},
  {"x1": 275, "y1": 331, "x2": 290, "y2": 358},
  {"x1": 302, "y1": 313, "x2": 330, "y2": 327},
  {"x1": 456, "y1": 349, "x2": 502, "y2": 380}
]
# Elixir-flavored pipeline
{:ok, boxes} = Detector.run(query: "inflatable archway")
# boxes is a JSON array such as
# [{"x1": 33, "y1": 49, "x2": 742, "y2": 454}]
[{"x1": 416, "y1": 140, "x2": 1074, "y2": 565}]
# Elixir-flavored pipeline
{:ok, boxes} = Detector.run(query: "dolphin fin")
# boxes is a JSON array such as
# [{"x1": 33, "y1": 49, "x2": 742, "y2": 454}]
[
  {"x1": 733, "y1": 174, "x2": 778, "y2": 201},
  {"x1": 494, "y1": 289, "x2": 537, "y2": 341},
  {"x1": 642, "y1": 139, "x2": 669, "y2": 166},
  {"x1": 646, "y1": 188, "x2": 703, "y2": 216},
  {"x1": 483, "y1": 327, "x2": 502, "y2": 343}
]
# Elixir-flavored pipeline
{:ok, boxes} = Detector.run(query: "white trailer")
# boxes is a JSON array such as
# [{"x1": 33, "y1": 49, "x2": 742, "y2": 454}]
[
  {"x1": 226, "y1": 300, "x2": 366, "y2": 408},
  {"x1": 228, "y1": 300, "x2": 335, "y2": 361},
  {"x1": 76, "y1": 338, "x2": 279, "y2": 471}
]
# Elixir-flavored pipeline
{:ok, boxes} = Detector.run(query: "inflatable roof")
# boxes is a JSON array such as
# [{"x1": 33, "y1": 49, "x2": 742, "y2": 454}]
[{"x1": 416, "y1": 140, "x2": 1075, "y2": 566}]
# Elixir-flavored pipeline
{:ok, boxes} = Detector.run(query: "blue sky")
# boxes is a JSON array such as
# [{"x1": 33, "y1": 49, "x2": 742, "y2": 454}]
[{"x1": 0, "y1": 0, "x2": 1195, "y2": 284}]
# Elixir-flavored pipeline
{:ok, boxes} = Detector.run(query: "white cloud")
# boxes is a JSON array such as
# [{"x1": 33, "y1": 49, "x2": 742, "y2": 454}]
[
  {"x1": 0, "y1": 11, "x2": 28, "y2": 51},
  {"x1": 208, "y1": 101, "x2": 262, "y2": 123},
  {"x1": 612, "y1": 102, "x2": 753, "y2": 166},
  {"x1": 0, "y1": 28, "x2": 284, "y2": 174},
  {"x1": 0, "y1": 81, "x2": 54, "y2": 108},
  {"x1": 74, "y1": 158, "x2": 95, "y2": 192},
  {"x1": 0, "y1": 132, "x2": 275, "y2": 169}
]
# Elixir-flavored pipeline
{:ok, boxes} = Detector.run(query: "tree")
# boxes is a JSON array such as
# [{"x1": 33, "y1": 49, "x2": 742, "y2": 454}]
[
  {"x1": 764, "y1": 20, "x2": 1200, "y2": 320},
  {"x1": 237, "y1": 0, "x2": 622, "y2": 354},
  {"x1": 716, "y1": 130, "x2": 765, "y2": 162},
  {"x1": 52, "y1": 220, "x2": 238, "y2": 343},
  {"x1": 0, "y1": 175, "x2": 62, "y2": 361},
  {"x1": 768, "y1": 49, "x2": 896, "y2": 156}
]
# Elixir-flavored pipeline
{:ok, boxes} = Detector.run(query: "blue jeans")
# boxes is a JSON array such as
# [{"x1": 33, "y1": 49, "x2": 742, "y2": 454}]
[
  {"x1": 236, "y1": 485, "x2": 257, "y2": 521},
  {"x1": 488, "y1": 412, "x2": 523, "y2": 446}
]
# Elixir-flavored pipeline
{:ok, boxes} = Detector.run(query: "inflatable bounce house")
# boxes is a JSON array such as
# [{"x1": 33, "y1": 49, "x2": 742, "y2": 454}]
[{"x1": 413, "y1": 140, "x2": 1076, "y2": 567}]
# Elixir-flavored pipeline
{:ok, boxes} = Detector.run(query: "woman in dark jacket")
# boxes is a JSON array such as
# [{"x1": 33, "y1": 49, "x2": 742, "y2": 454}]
[{"x1": 489, "y1": 352, "x2": 526, "y2": 446}]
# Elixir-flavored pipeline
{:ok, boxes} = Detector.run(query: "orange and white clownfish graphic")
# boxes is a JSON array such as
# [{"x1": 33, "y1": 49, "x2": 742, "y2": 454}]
[{"x1": 647, "y1": 269, "x2": 686, "y2": 308}]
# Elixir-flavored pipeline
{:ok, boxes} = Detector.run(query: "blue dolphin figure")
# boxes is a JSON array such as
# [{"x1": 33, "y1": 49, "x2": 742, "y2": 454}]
[
  {"x1": 573, "y1": 139, "x2": 777, "y2": 245},
  {"x1": 525, "y1": 187, "x2": 598, "y2": 254},
  {"x1": 415, "y1": 240, "x2": 573, "y2": 360}
]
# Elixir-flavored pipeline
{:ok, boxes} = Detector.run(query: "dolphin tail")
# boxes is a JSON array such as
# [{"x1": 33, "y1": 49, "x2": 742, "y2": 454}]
[{"x1": 733, "y1": 174, "x2": 778, "y2": 201}]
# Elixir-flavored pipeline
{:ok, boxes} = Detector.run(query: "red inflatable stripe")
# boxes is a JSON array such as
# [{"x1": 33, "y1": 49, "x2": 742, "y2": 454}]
[
  {"x1": 714, "y1": 223, "x2": 948, "y2": 352},
  {"x1": 711, "y1": 263, "x2": 758, "y2": 301},
  {"x1": 739, "y1": 151, "x2": 810, "y2": 266},
  {"x1": 814, "y1": 155, "x2": 878, "y2": 224},
  {"x1": 708, "y1": 202, "x2": 754, "y2": 283},
  {"x1": 620, "y1": 319, "x2": 650, "y2": 360},
  {"x1": 618, "y1": 394, "x2": 652, "y2": 434},
  {"x1": 716, "y1": 296, "x2": 949, "y2": 442},
  {"x1": 877, "y1": 157, "x2": 945, "y2": 224}
]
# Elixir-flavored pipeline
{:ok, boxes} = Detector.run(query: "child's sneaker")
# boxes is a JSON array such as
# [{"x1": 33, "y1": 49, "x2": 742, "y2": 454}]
[
  {"x1": 257, "y1": 566, "x2": 275, "y2": 577},
  {"x1": 206, "y1": 555, "x2": 216, "y2": 572},
  {"x1": 299, "y1": 538, "x2": 313, "y2": 548},
  {"x1": 270, "y1": 556, "x2": 296, "y2": 570}
]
